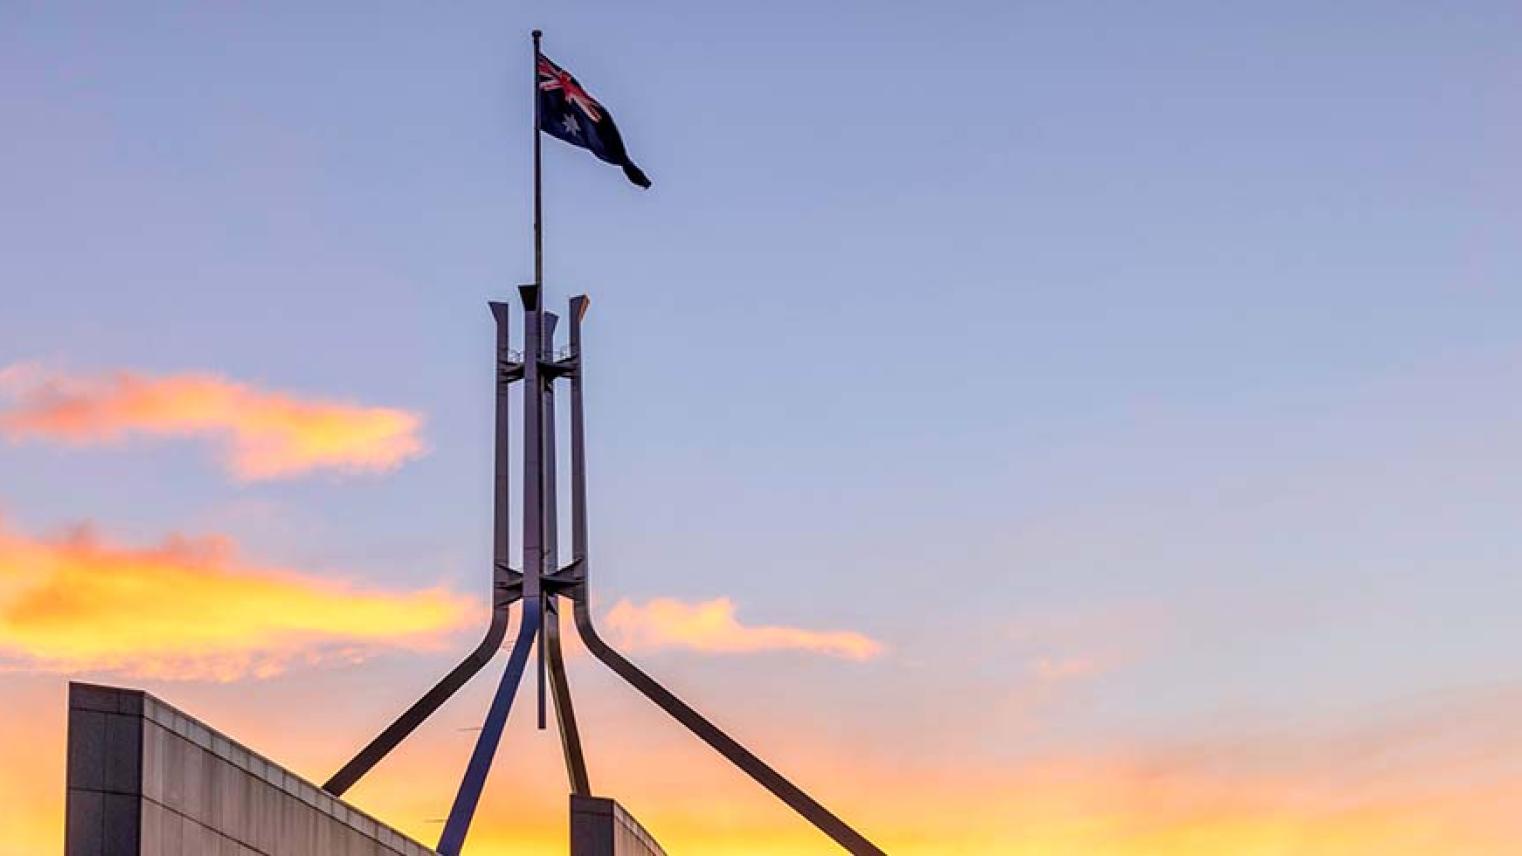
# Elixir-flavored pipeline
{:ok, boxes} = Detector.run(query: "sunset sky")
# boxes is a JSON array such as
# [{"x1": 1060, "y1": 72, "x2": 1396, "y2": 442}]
[{"x1": 4, "y1": 3, "x2": 1522, "y2": 854}]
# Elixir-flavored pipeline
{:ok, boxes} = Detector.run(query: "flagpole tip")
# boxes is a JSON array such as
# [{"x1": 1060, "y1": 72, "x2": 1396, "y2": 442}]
[{"x1": 532, "y1": 29, "x2": 542, "y2": 40}]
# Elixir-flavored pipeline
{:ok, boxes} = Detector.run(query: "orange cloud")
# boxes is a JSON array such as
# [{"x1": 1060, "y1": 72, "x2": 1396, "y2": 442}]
[
  {"x1": 0, "y1": 363, "x2": 424, "y2": 480},
  {"x1": 0, "y1": 519, "x2": 473, "y2": 681},
  {"x1": 604, "y1": 597, "x2": 883, "y2": 660}
]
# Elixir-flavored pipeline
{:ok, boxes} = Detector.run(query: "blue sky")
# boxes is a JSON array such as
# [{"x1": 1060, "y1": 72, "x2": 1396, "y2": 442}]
[{"x1": 3, "y1": 3, "x2": 1522, "y2": 853}]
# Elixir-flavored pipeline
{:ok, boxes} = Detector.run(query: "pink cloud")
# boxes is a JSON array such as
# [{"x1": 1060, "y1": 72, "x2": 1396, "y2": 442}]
[
  {"x1": 605, "y1": 597, "x2": 883, "y2": 661},
  {"x1": 0, "y1": 363, "x2": 424, "y2": 480}
]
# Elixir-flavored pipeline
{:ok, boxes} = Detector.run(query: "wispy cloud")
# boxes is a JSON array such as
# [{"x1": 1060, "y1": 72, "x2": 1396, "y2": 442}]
[
  {"x1": 0, "y1": 363, "x2": 424, "y2": 480},
  {"x1": 604, "y1": 596, "x2": 883, "y2": 660},
  {"x1": 1007, "y1": 600, "x2": 1169, "y2": 685},
  {"x1": 0, "y1": 518, "x2": 472, "y2": 681}
]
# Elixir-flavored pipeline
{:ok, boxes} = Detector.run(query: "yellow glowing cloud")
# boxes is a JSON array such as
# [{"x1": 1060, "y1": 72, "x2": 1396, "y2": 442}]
[
  {"x1": 0, "y1": 363, "x2": 424, "y2": 480},
  {"x1": 604, "y1": 597, "x2": 883, "y2": 660},
  {"x1": 0, "y1": 520, "x2": 473, "y2": 681}
]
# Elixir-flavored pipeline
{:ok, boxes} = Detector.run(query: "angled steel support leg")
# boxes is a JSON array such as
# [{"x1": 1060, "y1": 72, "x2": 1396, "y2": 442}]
[
  {"x1": 544, "y1": 596, "x2": 590, "y2": 794},
  {"x1": 323, "y1": 300, "x2": 523, "y2": 798},
  {"x1": 541, "y1": 312, "x2": 591, "y2": 793},
  {"x1": 563, "y1": 295, "x2": 884, "y2": 856},
  {"x1": 324, "y1": 605, "x2": 511, "y2": 796},
  {"x1": 436, "y1": 599, "x2": 541, "y2": 856},
  {"x1": 569, "y1": 606, "x2": 883, "y2": 856}
]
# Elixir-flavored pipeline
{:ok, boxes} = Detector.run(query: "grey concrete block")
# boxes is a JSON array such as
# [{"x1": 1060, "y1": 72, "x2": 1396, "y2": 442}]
[
  {"x1": 70, "y1": 683, "x2": 145, "y2": 716},
  {"x1": 103, "y1": 713, "x2": 142, "y2": 795},
  {"x1": 68, "y1": 709, "x2": 107, "y2": 792},
  {"x1": 142, "y1": 722, "x2": 165, "y2": 804},
  {"x1": 179, "y1": 816, "x2": 208, "y2": 856},
  {"x1": 160, "y1": 808, "x2": 184, "y2": 856},
  {"x1": 66, "y1": 788, "x2": 104, "y2": 856},
  {"x1": 141, "y1": 799, "x2": 163, "y2": 854},
  {"x1": 571, "y1": 795, "x2": 667, "y2": 856},
  {"x1": 102, "y1": 792, "x2": 141, "y2": 856},
  {"x1": 70, "y1": 683, "x2": 124, "y2": 714}
]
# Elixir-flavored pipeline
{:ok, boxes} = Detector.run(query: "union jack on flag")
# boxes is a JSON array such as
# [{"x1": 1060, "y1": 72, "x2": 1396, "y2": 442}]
[{"x1": 537, "y1": 53, "x2": 650, "y2": 188}]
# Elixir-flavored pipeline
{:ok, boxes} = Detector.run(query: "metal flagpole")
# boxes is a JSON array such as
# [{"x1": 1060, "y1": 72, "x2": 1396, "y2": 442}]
[
  {"x1": 532, "y1": 29, "x2": 544, "y2": 287},
  {"x1": 532, "y1": 28, "x2": 590, "y2": 790},
  {"x1": 531, "y1": 28, "x2": 549, "y2": 733}
]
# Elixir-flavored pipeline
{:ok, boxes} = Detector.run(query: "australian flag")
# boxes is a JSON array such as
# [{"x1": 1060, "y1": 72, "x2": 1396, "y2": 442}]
[{"x1": 538, "y1": 54, "x2": 650, "y2": 188}]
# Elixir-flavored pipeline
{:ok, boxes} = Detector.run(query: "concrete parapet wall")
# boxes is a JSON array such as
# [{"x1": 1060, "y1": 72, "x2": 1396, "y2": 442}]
[
  {"x1": 569, "y1": 796, "x2": 666, "y2": 856},
  {"x1": 65, "y1": 682, "x2": 438, "y2": 856}
]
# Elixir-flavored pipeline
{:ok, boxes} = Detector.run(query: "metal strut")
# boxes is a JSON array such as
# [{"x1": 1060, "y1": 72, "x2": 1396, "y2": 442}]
[
  {"x1": 562, "y1": 297, "x2": 886, "y2": 856},
  {"x1": 542, "y1": 313, "x2": 590, "y2": 793},
  {"x1": 437, "y1": 598, "x2": 540, "y2": 855},
  {"x1": 322, "y1": 301, "x2": 523, "y2": 799},
  {"x1": 323, "y1": 605, "x2": 510, "y2": 797}
]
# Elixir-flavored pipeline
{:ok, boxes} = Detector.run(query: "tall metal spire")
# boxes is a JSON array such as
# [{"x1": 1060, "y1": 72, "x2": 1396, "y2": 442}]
[{"x1": 323, "y1": 29, "x2": 883, "y2": 856}]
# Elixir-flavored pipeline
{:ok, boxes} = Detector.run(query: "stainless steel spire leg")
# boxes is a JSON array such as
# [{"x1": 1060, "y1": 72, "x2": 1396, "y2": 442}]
[
  {"x1": 544, "y1": 597, "x2": 590, "y2": 795},
  {"x1": 323, "y1": 606, "x2": 510, "y2": 797},
  {"x1": 436, "y1": 599, "x2": 540, "y2": 856},
  {"x1": 323, "y1": 301, "x2": 523, "y2": 798},
  {"x1": 542, "y1": 311, "x2": 590, "y2": 794},
  {"x1": 563, "y1": 296, "x2": 885, "y2": 856},
  {"x1": 570, "y1": 606, "x2": 883, "y2": 855}
]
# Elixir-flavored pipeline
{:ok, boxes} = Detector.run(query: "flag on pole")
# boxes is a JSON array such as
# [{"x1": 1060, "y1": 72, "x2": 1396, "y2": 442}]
[{"x1": 537, "y1": 53, "x2": 650, "y2": 188}]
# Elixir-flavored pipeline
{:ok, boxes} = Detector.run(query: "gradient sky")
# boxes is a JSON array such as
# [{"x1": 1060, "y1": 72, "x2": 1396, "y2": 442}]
[{"x1": 3, "y1": 2, "x2": 1522, "y2": 854}]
